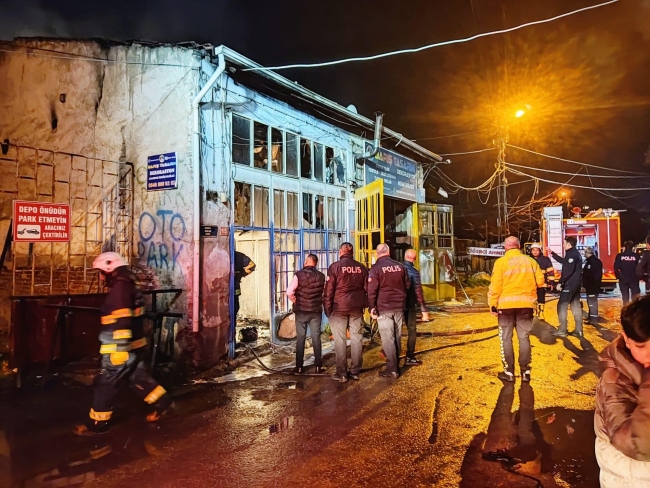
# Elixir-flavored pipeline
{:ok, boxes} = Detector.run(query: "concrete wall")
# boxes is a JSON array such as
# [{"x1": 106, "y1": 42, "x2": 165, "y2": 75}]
[{"x1": 0, "y1": 39, "x2": 227, "y2": 369}]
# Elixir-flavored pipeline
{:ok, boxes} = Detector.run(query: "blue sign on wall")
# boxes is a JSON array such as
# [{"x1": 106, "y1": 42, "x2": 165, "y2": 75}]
[
  {"x1": 147, "y1": 152, "x2": 177, "y2": 191},
  {"x1": 364, "y1": 143, "x2": 418, "y2": 201}
]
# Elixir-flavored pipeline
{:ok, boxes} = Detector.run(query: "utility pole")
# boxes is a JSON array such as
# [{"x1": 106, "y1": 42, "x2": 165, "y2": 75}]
[{"x1": 494, "y1": 124, "x2": 509, "y2": 242}]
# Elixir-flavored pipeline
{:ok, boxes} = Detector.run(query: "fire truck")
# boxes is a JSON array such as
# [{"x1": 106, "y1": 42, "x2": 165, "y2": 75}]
[{"x1": 541, "y1": 206, "x2": 621, "y2": 291}]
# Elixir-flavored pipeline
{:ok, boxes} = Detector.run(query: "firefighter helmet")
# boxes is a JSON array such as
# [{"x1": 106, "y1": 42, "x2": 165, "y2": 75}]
[
  {"x1": 93, "y1": 252, "x2": 127, "y2": 273},
  {"x1": 530, "y1": 243, "x2": 543, "y2": 250}
]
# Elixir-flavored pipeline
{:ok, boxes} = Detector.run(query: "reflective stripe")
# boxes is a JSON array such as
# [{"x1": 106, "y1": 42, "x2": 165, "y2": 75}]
[
  {"x1": 89, "y1": 445, "x2": 113, "y2": 460},
  {"x1": 144, "y1": 385, "x2": 166, "y2": 404},
  {"x1": 134, "y1": 307, "x2": 145, "y2": 317},
  {"x1": 546, "y1": 267, "x2": 555, "y2": 273},
  {"x1": 131, "y1": 337, "x2": 147, "y2": 349},
  {"x1": 99, "y1": 344, "x2": 118, "y2": 354},
  {"x1": 89, "y1": 408, "x2": 112, "y2": 421},
  {"x1": 101, "y1": 308, "x2": 134, "y2": 325},
  {"x1": 244, "y1": 261, "x2": 255, "y2": 273},
  {"x1": 113, "y1": 329, "x2": 132, "y2": 340},
  {"x1": 109, "y1": 352, "x2": 129, "y2": 366}
]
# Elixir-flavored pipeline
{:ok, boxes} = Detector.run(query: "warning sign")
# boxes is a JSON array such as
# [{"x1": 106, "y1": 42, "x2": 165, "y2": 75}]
[{"x1": 13, "y1": 201, "x2": 71, "y2": 242}]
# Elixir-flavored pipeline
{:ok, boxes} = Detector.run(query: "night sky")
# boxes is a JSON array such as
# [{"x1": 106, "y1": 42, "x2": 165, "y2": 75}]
[{"x1": 3, "y1": 0, "x2": 650, "y2": 241}]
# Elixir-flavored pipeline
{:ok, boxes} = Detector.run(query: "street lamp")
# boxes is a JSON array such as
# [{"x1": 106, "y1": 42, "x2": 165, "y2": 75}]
[{"x1": 515, "y1": 109, "x2": 526, "y2": 118}]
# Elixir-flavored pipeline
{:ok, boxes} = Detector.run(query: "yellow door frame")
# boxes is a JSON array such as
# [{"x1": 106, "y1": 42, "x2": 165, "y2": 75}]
[{"x1": 354, "y1": 179, "x2": 384, "y2": 268}]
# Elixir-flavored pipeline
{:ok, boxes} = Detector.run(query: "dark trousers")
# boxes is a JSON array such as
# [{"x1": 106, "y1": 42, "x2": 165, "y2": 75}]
[
  {"x1": 234, "y1": 294, "x2": 240, "y2": 318},
  {"x1": 536, "y1": 288, "x2": 546, "y2": 304},
  {"x1": 329, "y1": 314, "x2": 364, "y2": 376},
  {"x1": 497, "y1": 308, "x2": 533, "y2": 374},
  {"x1": 557, "y1": 288, "x2": 582, "y2": 335},
  {"x1": 295, "y1": 311, "x2": 322, "y2": 368},
  {"x1": 620, "y1": 281, "x2": 641, "y2": 305},
  {"x1": 377, "y1": 311, "x2": 404, "y2": 374},
  {"x1": 405, "y1": 305, "x2": 417, "y2": 359},
  {"x1": 586, "y1": 288, "x2": 599, "y2": 320},
  {"x1": 91, "y1": 350, "x2": 170, "y2": 424}
]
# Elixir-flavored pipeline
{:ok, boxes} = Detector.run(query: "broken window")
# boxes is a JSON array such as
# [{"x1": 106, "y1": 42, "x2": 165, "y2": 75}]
[
  {"x1": 300, "y1": 139, "x2": 312, "y2": 179},
  {"x1": 232, "y1": 114, "x2": 250, "y2": 166},
  {"x1": 302, "y1": 192, "x2": 314, "y2": 229},
  {"x1": 355, "y1": 160, "x2": 364, "y2": 182},
  {"x1": 287, "y1": 192, "x2": 299, "y2": 229},
  {"x1": 336, "y1": 150, "x2": 347, "y2": 185},
  {"x1": 253, "y1": 121, "x2": 269, "y2": 170},
  {"x1": 325, "y1": 147, "x2": 335, "y2": 184},
  {"x1": 274, "y1": 189, "x2": 285, "y2": 228},
  {"x1": 271, "y1": 128, "x2": 283, "y2": 173},
  {"x1": 286, "y1": 133, "x2": 298, "y2": 176},
  {"x1": 254, "y1": 186, "x2": 269, "y2": 227},
  {"x1": 234, "y1": 181, "x2": 251, "y2": 225},
  {"x1": 313, "y1": 143, "x2": 324, "y2": 182}
]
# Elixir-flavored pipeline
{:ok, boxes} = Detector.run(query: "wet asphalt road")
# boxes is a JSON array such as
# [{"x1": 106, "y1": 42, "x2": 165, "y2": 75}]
[{"x1": 1, "y1": 292, "x2": 624, "y2": 487}]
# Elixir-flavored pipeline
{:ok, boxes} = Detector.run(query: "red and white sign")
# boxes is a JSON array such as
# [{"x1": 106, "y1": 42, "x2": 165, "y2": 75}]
[{"x1": 13, "y1": 201, "x2": 71, "y2": 242}]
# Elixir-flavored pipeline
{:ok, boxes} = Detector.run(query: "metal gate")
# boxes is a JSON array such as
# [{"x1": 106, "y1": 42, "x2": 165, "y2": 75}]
[{"x1": 0, "y1": 144, "x2": 133, "y2": 296}]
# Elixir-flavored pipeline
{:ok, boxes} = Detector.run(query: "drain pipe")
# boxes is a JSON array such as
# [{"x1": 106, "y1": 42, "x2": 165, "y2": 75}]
[
  {"x1": 192, "y1": 53, "x2": 226, "y2": 333},
  {"x1": 356, "y1": 112, "x2": 384, "y2": 161}
]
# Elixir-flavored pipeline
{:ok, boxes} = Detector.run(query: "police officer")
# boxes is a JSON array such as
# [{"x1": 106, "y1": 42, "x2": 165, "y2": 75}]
[
  {"x1": 529, "y1": 243, "x2": 555, "y2": 321},
  {"x1": 547, "y1": 236, "x2": 583, "y2": 337},
  {"x1": 403, "y1": 249, "x2": 430, "y2": 366},
  {"x1": 74, "y1": 252, "x2": 172, "y2": 436},
  {"x1": 323, "y1": 243, "x2": 368, "y2": 382},
  {"x1": 234, "y1": 251, "x2": 256, "y2": 318},
  {"x1": 637, "y1": 236, "x2": 650, "y2": 295},
  {"x1": 287, "y1": 254, "x2": 326, "y2": 374},
  {"x1": 583, "y1": 247, "x2": 603, "y2": 325},
  {"x1": 614, "y1": 240, "x2": 640, "y2": 305},
  {"x1": 367, "y1": 243, "x2": 410, "y2": 379}
]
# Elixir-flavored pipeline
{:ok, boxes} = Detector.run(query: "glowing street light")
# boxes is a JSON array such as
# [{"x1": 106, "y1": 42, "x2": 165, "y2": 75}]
[{"x1": 515, "y1": 109, "x2": 526, "y2": 118}]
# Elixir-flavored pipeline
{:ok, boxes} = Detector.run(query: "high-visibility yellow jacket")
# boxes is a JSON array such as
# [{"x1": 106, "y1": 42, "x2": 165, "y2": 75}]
[{"x1": 488, "y1": 249, "x2": 545, "y2": 310}]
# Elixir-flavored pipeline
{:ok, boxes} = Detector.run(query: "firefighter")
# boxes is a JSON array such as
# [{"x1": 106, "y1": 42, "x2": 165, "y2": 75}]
[
  {"x1": 547, "y1": 236, "x2": 583, "y2": 338},
  {"x1": 367, "y1": 243, "x2": 410, "y2": 379},
  {"x1": 583, "y1": 247, "x2": 603, "y2": 325},
  {"x1": 234, "y1": 251, "x2": 256, "y2": 318},
  {"x1": 74, "y1": 252, "x2": 172, "y2": 436},
  {"x1": 529, "y1": 243, "x2": 555, "y2": 321},
  {"x1": 323, "y1": 242, "x2": 368, "y2": 382},
  {"x1": 614, "y1": 240, "x2": 640, "y2": 305},
  {"x1": 637, "y1": 236, "x2": 650, "y2": 295}
]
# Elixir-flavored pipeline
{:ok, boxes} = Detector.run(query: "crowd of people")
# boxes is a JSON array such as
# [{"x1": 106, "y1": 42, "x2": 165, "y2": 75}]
[{"x1": 76, "y1": 234, "x2": 650, "y2": 486}]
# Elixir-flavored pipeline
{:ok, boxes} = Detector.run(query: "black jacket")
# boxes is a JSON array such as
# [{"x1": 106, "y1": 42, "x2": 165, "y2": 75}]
[
  {"x1": 614, "y1": 250, "x2": 639, "y2": 283},
  {"x1": 234, "y1": 251, "x2": 256, "y2": 293},
  {"x1": 403, "y1": 260, "x2": 426, "y2": 311},
  {"x1": 583, "y1": 255, "x2": 603, "y2": 293},
  {"x1": 293, "y1": 266, "x2": 325, "y2": 313},
  {"x1": 99, "y1": 266, "x2": 145, "y2": 351},
  {"x1": 637, "y1": 250, "x2": 650, "y2": 284},
  {"x1": 323, "y1": 254, "x2": 368, "y2": 316},
  {"x1": 367, "y1": 256, "x2": 411, "y2": 313},
  {"x1": 551, "y1": 247, "x2": 583, "y2": 291},
  {"x1": 533, "y1": 255, "x2": 556, "y2": 286}
]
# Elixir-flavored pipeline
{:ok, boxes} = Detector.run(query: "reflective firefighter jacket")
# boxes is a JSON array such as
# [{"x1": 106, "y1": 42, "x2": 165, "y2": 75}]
[
  {"x1": 99, "y1": 266, "x2": 146, "y2": 359},
  {"x1": 488, "y1": 249, "x2": 545, "y2": 310},
  {"x1": 533, "y1": 255, "x2": 556, "y2": 286}
]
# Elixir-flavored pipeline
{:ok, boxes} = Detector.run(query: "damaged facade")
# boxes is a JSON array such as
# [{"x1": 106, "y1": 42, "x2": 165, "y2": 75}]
[{"x1": 0, "y1": 39, "x2": 448, "y2": 372}]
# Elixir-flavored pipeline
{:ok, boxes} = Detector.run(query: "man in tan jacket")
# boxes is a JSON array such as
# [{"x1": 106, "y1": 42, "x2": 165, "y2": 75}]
[
  {"x1": 488, "y1": 236, "x2": 544, "y2": 383},
  {"x1": 595, "y1": 295, "x2": 650, "y2": 487}
]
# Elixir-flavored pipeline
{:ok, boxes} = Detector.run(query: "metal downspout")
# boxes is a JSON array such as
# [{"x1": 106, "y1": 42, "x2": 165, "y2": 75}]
[{"x1": 192, "y1": 53, "x2": 225, "y2": 332}]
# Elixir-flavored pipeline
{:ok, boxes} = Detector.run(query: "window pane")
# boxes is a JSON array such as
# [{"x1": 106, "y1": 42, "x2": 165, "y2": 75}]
[
  {"x1": 287, "y1": 192, "x2": 298, "y2": 230},
  {"x1": 336, "y1": 150, "x2": 347, "y2": 185},
  {"x1": 302, "y1": 192, "x2": 314, "y2": 229},
  {"x1": 300, "y1": 139, "x2": 312, "y2": 179},
  {"x1": 316, "y1": 195, "x2": 324, "y2": 229},
  {"x1": 234, "y1": 181, "x2": 251, "y2": 225},
  {"x1": 338, "y1": 199, "x2": 345, "y2": 230},
  {"x1": 271, "y1": 129, "x2": 283, "y2": 173},
  {"x1": 254, "y1": 186, "x2": 269, "y2": 227},
  {"x1": 326, "y1": 147, "x2": 335, "y2": 184},
  {"x1": 253, "y1": 121, "x2": 268, "y2": 170},
  {"x1": 327, "y1": 197, "x2": 335, "y2": 230},
  {"x1": 355, "y1": 160, "x2": 364, "y2": 181},
  {"x1": 313, "y1": 143, "x2": 324, "y2": 182},
  {"x1": 232, "y1": 115, "x2": 250, "y2": 166},
  {"x1": 274, "y1": 189, "x2": 285, "y2": 228},
  {"x1": 286, "y1": 134, "x2": 298, "y2": 176},
  {"x1": 419, "y1": 210, "x2": 434, "y2": 235}
]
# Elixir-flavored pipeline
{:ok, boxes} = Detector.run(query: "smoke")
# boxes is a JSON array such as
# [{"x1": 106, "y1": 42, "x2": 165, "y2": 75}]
[{"x1": 0, "y1": 1, "x2": 72, "y2": 40}]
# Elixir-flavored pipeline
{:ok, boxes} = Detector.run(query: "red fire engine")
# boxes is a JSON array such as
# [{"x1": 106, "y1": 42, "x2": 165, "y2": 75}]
[{"x1": 541, "y1": 207, "x2": 621, "y2": 291}]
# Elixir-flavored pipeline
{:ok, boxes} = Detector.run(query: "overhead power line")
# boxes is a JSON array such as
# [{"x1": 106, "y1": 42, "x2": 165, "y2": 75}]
[
  {"x1": 439, "y1": 147, "x2": 496, "y2": 156},
  {"x1": 507, "y1": 144, "x2": 650, "y2": 176},
  {"x1": 505, "y1": 162, "x2": 649, "y2": 179},
  {"x1": 506, "y1": 167, "x2": 650, "y2": 191},
  {"x1": 245, "y1": 0, "x2": 618, "y2": 71}
]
